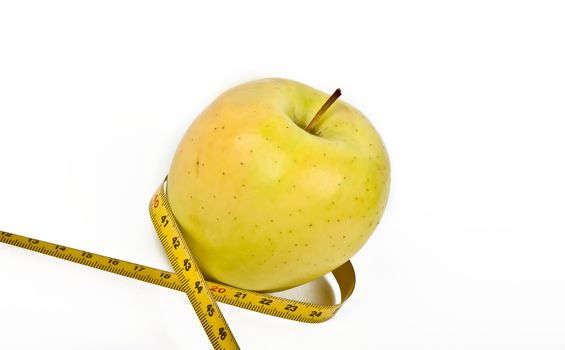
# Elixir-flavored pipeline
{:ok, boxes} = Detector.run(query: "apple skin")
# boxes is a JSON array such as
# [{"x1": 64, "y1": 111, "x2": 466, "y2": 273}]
[{"x1": 167, "y1": 78, "x2": 390, "y2": 291}]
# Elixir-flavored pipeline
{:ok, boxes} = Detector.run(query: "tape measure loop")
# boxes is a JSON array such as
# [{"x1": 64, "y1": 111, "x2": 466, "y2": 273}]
[{"x1": 0, "y1": 177, "x2": 358, "y2": 349}]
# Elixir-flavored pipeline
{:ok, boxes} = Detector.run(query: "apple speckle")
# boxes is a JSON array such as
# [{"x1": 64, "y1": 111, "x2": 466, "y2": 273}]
[{"x1": 167, "y1": 80, "x2": 390, "y2": 291}]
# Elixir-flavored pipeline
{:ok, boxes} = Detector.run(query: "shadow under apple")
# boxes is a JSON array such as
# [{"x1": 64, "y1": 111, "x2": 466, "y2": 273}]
[{"x1": 267, "y1": 275, "x2": 336, "y2": 305}]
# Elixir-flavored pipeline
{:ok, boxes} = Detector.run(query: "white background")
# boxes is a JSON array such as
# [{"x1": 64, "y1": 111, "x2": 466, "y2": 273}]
[{"x1": 1, "y1": 1, "x2": 564, "y2": 349}]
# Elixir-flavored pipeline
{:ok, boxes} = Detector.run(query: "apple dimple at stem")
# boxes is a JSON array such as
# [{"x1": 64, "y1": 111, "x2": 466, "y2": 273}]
[{"x1": 304, "y1": 88, "x2": 342, "y2": 134}]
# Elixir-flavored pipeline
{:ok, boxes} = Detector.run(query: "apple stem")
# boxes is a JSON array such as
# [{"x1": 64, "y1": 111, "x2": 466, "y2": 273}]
[{"x1": 305, "y1": 88, "x2": 342, "y2": 134}]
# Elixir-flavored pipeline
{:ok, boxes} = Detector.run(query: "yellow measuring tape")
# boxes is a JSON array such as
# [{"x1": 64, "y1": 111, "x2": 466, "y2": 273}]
[{"x1": 0, "y1": 178, "x2": 356, "y2": 349}]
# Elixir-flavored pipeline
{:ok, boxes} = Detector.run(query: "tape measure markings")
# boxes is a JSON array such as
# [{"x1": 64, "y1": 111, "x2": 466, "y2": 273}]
[
  {"x1": 0, "y1": 229, "x2": 351, "y2": 323},
  {"x1": 0, "y1": 178, "x2": 357, "y2": 349}
]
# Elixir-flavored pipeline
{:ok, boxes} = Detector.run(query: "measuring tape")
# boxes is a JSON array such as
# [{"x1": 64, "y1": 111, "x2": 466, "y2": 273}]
[{"x1": 0, "y1": 177, "x2": 356, "y2": 349}]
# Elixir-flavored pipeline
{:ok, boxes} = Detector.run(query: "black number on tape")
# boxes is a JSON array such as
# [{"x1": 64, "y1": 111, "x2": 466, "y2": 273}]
[
  {"x1": 172, "y1": 237, "x2": 180, "y2": 249},
  {"x1": 234, "y1": 292, "x2": 247, "y2": 299},
  {"x1": 161, "y1": 215, "x2": 169, "y2": 227},
  {"x1": 259, "y1": 298, "x2": 272, "y2": 306},
  {"x1": 183, "y1": 259, "x2": 191, "y2": 271},
  {"x1": 207, "y1": 304, "x2": 215, "y2": 316},
  {"x1": 285, "y1": 304, "x2": 298, "y2": 312},
  {"x1": 218, "y1": 327, "x2": 227, "y2": 340},
  {"x1": 195, "y1": 281, "x2": 203, "y2": 294},
  {"x1": 309, "y1": 311, "x2": 322, "y2": 317}
]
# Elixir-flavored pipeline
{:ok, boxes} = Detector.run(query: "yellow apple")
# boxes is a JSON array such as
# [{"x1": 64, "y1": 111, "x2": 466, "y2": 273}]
[{"x1": 167, "y1": 78, "x2": 390, "y2": 291}]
